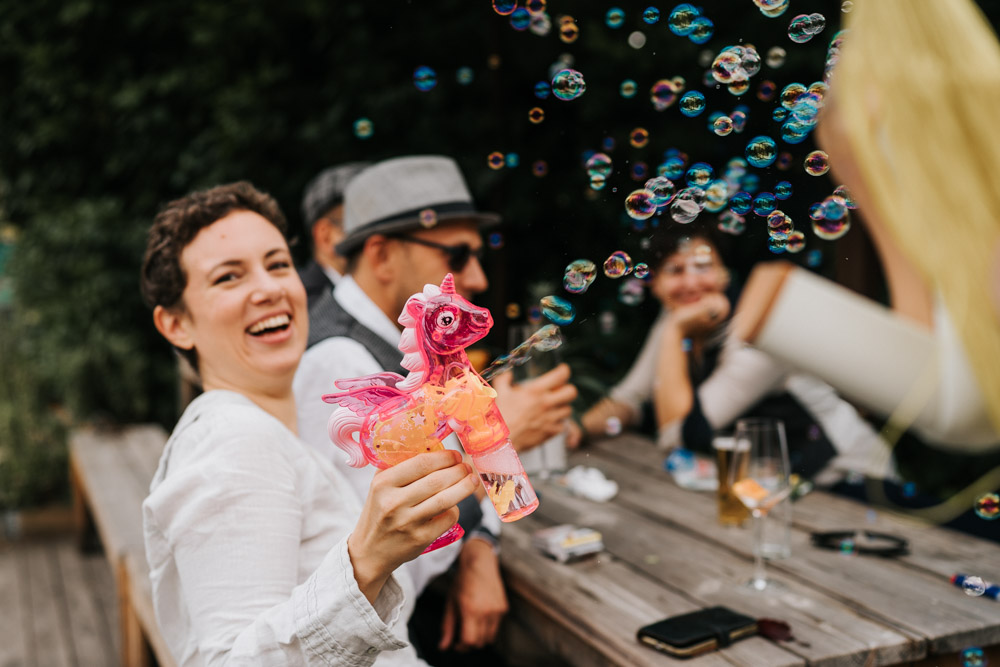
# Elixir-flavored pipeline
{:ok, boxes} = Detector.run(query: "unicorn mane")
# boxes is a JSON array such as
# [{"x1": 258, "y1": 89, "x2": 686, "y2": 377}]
[{"x1": 395, "y1": 282, "x2": 441, "y2": 393}]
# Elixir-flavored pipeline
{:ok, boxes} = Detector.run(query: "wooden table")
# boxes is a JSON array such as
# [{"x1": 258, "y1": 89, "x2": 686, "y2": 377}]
[{"x1": 498, "y1": 433, "x2": 1000, "y2": 666}]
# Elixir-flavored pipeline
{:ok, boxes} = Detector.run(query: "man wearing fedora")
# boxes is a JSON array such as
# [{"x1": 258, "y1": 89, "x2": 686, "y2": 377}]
[
  {"x1": 297, "y1": 162, "x2": 369, "y2": 308},
  {"x1": 294, "y1": 155, "x2": 577, "y2": 662}
]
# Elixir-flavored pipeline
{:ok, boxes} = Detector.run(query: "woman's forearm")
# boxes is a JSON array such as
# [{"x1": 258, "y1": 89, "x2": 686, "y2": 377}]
[{"x1": 652, "y1": 321, "x2": 694, "y2": 428}]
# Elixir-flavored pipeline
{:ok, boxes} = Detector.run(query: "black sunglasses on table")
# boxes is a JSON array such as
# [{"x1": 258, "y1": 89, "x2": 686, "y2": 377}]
[{"x1": 394, "y1": 235, "x2": 485, "y2": 272}]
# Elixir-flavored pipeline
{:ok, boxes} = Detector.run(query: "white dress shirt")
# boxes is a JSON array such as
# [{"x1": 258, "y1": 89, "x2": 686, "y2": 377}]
[{"x1": 143, "y1": 390, "x2": 421, "y2": 666}]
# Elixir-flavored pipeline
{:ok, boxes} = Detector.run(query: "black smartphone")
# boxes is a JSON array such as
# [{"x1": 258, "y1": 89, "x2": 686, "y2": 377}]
[{"x1": 637, "y1": 606, "x2": 757, "y2": 658}]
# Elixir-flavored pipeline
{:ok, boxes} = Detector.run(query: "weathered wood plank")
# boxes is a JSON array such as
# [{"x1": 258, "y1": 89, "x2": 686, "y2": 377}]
[
  {"x1": 80, "y1": 545, "x2": 121, "y2": 662},
  {"x1": 500, "y1": 515, "x2": 802, "y2": 667},
  {"x1": 55, "y1": 540, "x2": 116, "y2": 667},
  {"x1": 0, "y1": 542, "x2": 31, "y2": 667},
  {"x1": 22, "y1": 543, "x2": 73, "y2": 667},
  {"x1": 529, "y1": 480, "x2": 922, "y2": 666}
]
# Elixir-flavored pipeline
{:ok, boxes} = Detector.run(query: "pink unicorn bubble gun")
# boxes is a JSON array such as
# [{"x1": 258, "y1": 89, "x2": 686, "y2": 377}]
[{"x1": 322, "y1": 274, "x2": 540, "y2": 553}]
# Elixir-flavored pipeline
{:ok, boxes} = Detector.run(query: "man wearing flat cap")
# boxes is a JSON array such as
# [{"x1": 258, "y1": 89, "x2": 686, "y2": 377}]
[
  {"x1": 294, "y1": 155, "x2": 577, "y2": 662},
  {"x1": 298, "y1": 162, "x2": 369, "y2": 308}
]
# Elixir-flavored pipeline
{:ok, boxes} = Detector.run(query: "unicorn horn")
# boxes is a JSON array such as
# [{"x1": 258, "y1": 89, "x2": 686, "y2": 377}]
[{"x1": 440, "y1": 273, "x2": 456, "y2": 294}]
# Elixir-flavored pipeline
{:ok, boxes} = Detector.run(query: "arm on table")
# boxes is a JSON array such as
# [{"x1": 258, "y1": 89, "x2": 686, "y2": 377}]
[{"x1": 492, "y1": 363, "x2": 578, "y2": 452}]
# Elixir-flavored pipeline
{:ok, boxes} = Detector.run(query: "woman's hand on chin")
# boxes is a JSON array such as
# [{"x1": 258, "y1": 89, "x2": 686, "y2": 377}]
[
  {"x1": 668, "y1": 292, "x2": 731, "y2": 338},
  {"x1": 347, "y1": 450, "x2": 478, "y2": 603}
]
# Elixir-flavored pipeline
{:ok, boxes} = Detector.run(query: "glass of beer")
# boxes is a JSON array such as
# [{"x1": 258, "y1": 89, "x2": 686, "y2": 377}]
[{"x1": 713, "y1": 436, "x2": 750, "y2": 526}]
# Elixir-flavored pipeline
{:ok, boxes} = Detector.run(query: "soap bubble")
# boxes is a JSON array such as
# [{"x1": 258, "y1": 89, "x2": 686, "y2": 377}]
[
  {"x1": 774, "y1": 181, "x2": 793, "y2": 200},
  {"x1": 505, "y1": 153, "x2": 520, "y2": 168},
  {"x1": 629, "y1": 31, "x2": 648, "y2": 49},
  {"x1": 822, "y1": 196, "x2": 848, "y2": 221},
  {"x1": 784, "y1": 230, "x2": 805, "y2": 253},
  {"x1": 768, "y1": 236, "x2": 786, "y2": 254},
  {"x1": 679, "y1": 91, "x2": 706, "y2": 117},
  {"x1": 813, "y1": 212, "x2": 850, "y2": 241},
  {"x1": 651, "y1": 79, "x2": 679, "y2": 110},
  {"x1": 480, "y1": 324, "x2": 565, "y2": 382},
  {"x1": 604, "y1": 251, "x2": 634, "y2": 278},
  {"x1": 788, "y1": 14, "x2": 815, "y2": 43},
  {"x1": 766, "y1": 46, "x2": 787, "y2": 68},
  {"x1": 621, "y1": 79, "x2": 638, "y2": 98},
  {"x1": 963, "y1": 576, "x2": 987, "y2": 597},
  {"x1": 670, "y1": 188, "x2": 703, "y2": 223},
  {"x1": 730, "y1": 191, "x2": 752, "y2": 215},
  {"x1": 767, "y1": 210, "x2": 793, "y2": 239},
  {"x1": 625, "y1": 189, "x2": 658, "y2": 220},
  {"x1": 619, "y1": 278, "x2": 646, "y2": 306},
  {"x1": 975, "y1": 493, "x2": 1000, "y2": 520},
  {"x1": 630, "y1": 127, "x2": 650, "y2": 148},
  {"x1": 728, "y1": 80, "x2": 750, "y2": 96},
  {"x1": 752, "y1": 192, "x2": 777, "y2": 216},
  {"x1": 760, "y1": 0, "x2": 790, "y2": 19},
  {"x1": 552, "y1": 69, "x2": 586, "y2": 100},
  {"x1": 689, "y1": 17, "x2": 714, "y2": 44},
  {"x1": 746, "y1": 136, "x2": 778, "y2": 168},
  {"x1": 643, "y1": 7, "x2": 660, "y2": 24},
  {"x1": 660, "y1": 155, "x2": 686, "y2": 180},
  {"x1": 487, "y1": 152, "x2": 505, "y2": 170},
  {"x1": 488, "y1": 232, "x2": 504, "y2": 249},
  {"x1": 704, "y1": 180, "x2": 729, "y2": 212},
  {"x1": 590, "y1": 174, "x2": 607, "y2": 191},
  {"x1": 419, "y1": 209, "x2": 437, "y2": 228},
  {"x1": 540, "y1": 295, "x2": 575, "y2": 325},
  {"x1": 456, "y1": 67, "x2": 474, "y2": 85},
  {"x1": 757, "y1": 80, "x2": 777, "y2": 101},
  {"x1": 718, "y1": 210, "x2": 746, "y2": 235},
  {"x1": 564, "y1": 259, "x2": 597, "y2": 294},
  {"x1": 505, "y1": 303, "x2": 520, "y2": 319},
  {"x1": 780, "y1": 82, "x2": 807, "y2": 109},
  {"x1": 559, "y1": 17, "x2": 579, "y2": 42},
  {"x1": 741, "y1": 173, "x2": 760, "y2": 193},
  {"x1": 668, "y1": 3, "x2": 700, "y2": 36},
  {"x1": 631, "y1": 162, "x2": 649, "y2": 181},
  {"x1": 492, "y1": 0, "x2": 516, "y2": 16},
  {"x1": 525, "y1": 0, "x2": 546, "y2": 14},
  {"x1": 606, "y1": 7, "x2": 625, "y2": 28},
  {"x1": 528, "y1": 107, "x2": 545, "y2": 124},
  {"x1": 634, "y1": 263, "x2": 650, "y2": 279},
  {"x1": 586, "y1": 153, "x2": 613, "y2": 179},
  {"x1": 686, "y1": 162, "x2": 713, "y2": 188},
  {"x1": 805, "y1": 150, "x2": 830, "y2": 176},
  {"x1": 841, "y1": 0, "x2": 854, "y2": 12},
  {"x1": 414, "y1": 66, "x2": 437, "y2": 91},
  {"x1": 353, "y1": 118, "x2": 373, "y2": 139},
  {"x1": 529, "y1": 12, "x2": 551, "y2": 35},
  {"x1": 603, "y1": 136, "x2": 617, "y2": 152},
  {"x1": 534, "y1": 81, "x2": 551, "y2": 99},
  {"x1": 713, "y1": 115, "x2": 734, "y2": 136},
  {"x1": 833, "y1": 185, "x2": 857, "y2": 209},
  {"x1": 532, "y1": 160, "x2": 549, "y2": 177},
  {"x1": 776, "y1": 152, "x2": 793, "y2": 170},
  {"x1": 962, "y1": 647, "x2": 986, "y2": 667},
  {"x1": 645, "y1": 176, "x2": 676, "y2": 207}
]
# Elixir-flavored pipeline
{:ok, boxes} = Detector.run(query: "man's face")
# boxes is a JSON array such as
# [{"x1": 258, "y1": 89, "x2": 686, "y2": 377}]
[{"x1": 393, "y1": 220, "x2": 488, "y2": 310}]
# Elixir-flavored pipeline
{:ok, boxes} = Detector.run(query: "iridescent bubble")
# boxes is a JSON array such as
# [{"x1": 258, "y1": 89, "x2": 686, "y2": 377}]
[
  {"x1": 774, "y1": 181, "x2": 793, "y2": 200},
  {"x1": 963, "y1": 576, "x2": 987, "y2": 597},
  {"x1": 534, "y1": 81, "x2": 551, "y2": 99},
  {"x1": 589, "y1": 174, "x2": 607, "y2": 191},
  {"x1": 809, "y1": 202, "x2": 824, "y2": 221},
  {"x1": 767, "y1": 210, "x2": 792, "y2": 237},
  {"x1": 630, "y1": 127, "x2": 650, "y2": 148},
  {"x1": 621, "y1": 79, "x2": 638, "y2": 98},
  {"x1": 728, "y1": 80, "x2": 750, "y2": 96},
  {"x1": 660, "y1": 155, "x2": 686, "y2": 180},
  {"x1": 776, "y1": 152, "x2": 793, "y2": 170},
  {"x1": 634, "y1": 263, "x2": 650, "y2": 279},
  {"x1": 631, "y1": 162, "x2": 649, "y2": 181},
  {"x1": 353, "y1": 118, "x2": 373, "y2": 139},
  {"x1": 651, "y1": 79, "x2": 678, "y2": 110},
  {"x1": 760, "y1": 0, "x2": 790, "y2": 18},
  {"x1": 679, "y1": 91, "x2": 706, "y2": 117},
  {"x1": 564, "y1": 259, "x2": 597, "y2": 294},
  {"x1": 419, "y1": 209, "x2": 437, "y2": 228},
  {"x1": 752, "y1": 192, "x2": 777, "y2": 216},
  {"x1": 686, "y1": 162, "x2": 713, "y2": 188},
  {"x1": 505, "y1": 303, "x2": 520, "y2": 319},
  {"x1": 805, "y1": 150, "x2": 830, "y2": 176},
  {"x1": 730, "y1": 109, "x2": 748, "y2": 133},
  {"x1": 741, "y1": 173, "x2": 760, "y2": 193},
  {"x1": 712, "y1": 49, "x2": 743, "y2": 84},
  {"x1": 822, "y1": 195, "x2": 848, "y2": 221},
  {"x1": 668, "y1": 3, "x2": 700, "y2": 36},
  {"x1": 414, "y1": 66, "x2": 437, "y2": 92},
  {"x1": 688, "y1": 16, "x2": 714, "y2": 44},
  {"x1": 730, "y1": 191, "x2": 752, "y2": 215},
  {"x1": 766, "y1": 46, "x2": 787, "y2": 68},
  {"x1": 784, "y1": 230, "x2": 806, "y2": 253},
  {"x1": 704, "y1": 180, "x2": 729, "y2": 212},
  {"x1": 532, "y1": 160, "x2": 549, "y2": 177},
  {"x1": 604, "y1": 251, "x2": 634, "y2": 278},
  {"x1": 838, "y1": 538, "x2": 856, "y2": 555},
  {"x1": 603, "y1": 136, "x2": 616, "y2": 152},
  {"x1": 788, "y1": 14, "x2": 816, "y2": 43},
  {"x1": 757, "y1": 80, "x2": 777, "y2": 101},
  {"x1": 619, "y1": 278, "x2": 646, "y2": 306},
  {"x1": 625, "y1": 189, "x2": 657, "y2": 220},
  {"x1": 713, "y1": 115, "x2": 734, "y2": 136},
  {"x1": 813, "y1": 212, "x2": 850, "y2": 241},
  {"x1": 488, "y1": 232, "x2": 504, "y2": 249},
  {"x1": 974, "y1": 493, "x2": 1000, "y2": 520},
  {"x1": 808, "y1": 13, "x2": 827, "y2": 35},
  {"x1": 806, "y1": 249, "x2": 822, "y2": 267},
  {"x1": 487, "y1": 152, "x2": 505, "y2": 170},
  {"x1": 717, "y1": 209, "x2": 746, "y2": 235},
  {"x1": 746, "y1": 136, "x2": 778, "y2": 168},
  {"x1": 586, "y1": 152, "x2": 613, "y2": 179},
  {"x1": 841, "y1": 0, "x2": 854, "y2": 12},
  {"x1": 510, "y1": 8, "x2": 531, "y2": 31},
  {"x1": 505, "y1": 153, "x2": 520, "y2": 168},
  {"x1": 529, "y1": 12, "x2": 552, "y2": 36},
  {"x1": 768, "y1": 236, "x2": 786, "y2": 253},
  {"x1": 492, "y1": 0, "x2": 516, "y2": 16},
  {"x1": 781, "y1": 120, "x2": 810, "y2": 144},
  {"x1": 962, "y1": 647, "x2": 986, "y2": 667},
  {"x1": 456, "y1": 67, "x2": 474, "y2": 85},
  {"x1": 645, "y1": 176, "x2": 676, "y2": 206},
  {"x1": 525, "y1": 0, "x2": 546, "y2": 15},
  {"x1": 528, "y1": 107, "x2": 545, "y2": 124},
  {"x1": 670, "y1": 188, "x2": 703, "y2": 223},
  {"x1": 780, "y1": 82, "x2": 807, "y2": 109},
  {"x1": 552, "y1": 69, "x2": 586, "y2": 101},
  {"x1": 606, "y1": 7, "x2": 625, "y2": 28},
  {"x1": 540, "y1": 295, "x2": 575, "y2": 325},
  {"x1": 605, "y1": 416, "x2": 623, "y2": 436},
  {"x1": 559, "y1": 18, "x2": 579, "y2": 42},
  {"x1": 643, "y1": 6, "x2": 660, "y2": 24}
]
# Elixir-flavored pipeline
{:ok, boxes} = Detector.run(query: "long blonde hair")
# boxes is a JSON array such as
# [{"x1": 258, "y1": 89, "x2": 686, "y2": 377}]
[{"x1": 836, "y1": 0, "x2": 1000, "y2": 434}]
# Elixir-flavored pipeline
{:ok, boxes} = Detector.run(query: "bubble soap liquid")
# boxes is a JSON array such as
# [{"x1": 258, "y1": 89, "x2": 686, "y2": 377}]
[{"x1": 323, "y1": 274, "x2": 540, "y2": 552}]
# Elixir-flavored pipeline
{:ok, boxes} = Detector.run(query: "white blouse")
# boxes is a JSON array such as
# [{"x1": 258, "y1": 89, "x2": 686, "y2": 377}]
[{"x1": 143, "y1": 390, "x2": 419, "y2": 666}]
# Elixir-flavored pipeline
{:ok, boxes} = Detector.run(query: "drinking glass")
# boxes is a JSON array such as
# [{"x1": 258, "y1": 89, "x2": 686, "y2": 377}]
[
  {"x1": 729, "y1": 418, "x2": 791, "y2": 592},
  {"x1": 508, "y1": 324, "x2": 567, "y2": 479}
]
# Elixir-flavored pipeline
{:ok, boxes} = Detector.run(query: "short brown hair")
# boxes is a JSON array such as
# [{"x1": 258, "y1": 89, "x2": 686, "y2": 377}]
[{"x1": 140, "y1": 181, "x2": 287, "y2": 368}]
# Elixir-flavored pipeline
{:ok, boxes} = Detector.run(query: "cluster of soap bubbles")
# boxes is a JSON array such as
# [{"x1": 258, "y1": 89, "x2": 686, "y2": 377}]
[
  {"x1": 585, "y1": 152, "x2": 613, "y2": 190},
  {"x1": 667, "y1": 4, "x2": 714, "y2": 44},
  {"x1": 480, "y1": 324, "x2": 564, "y2": 382},
  {"x1": 780, "y1": 82, "x2": 827, "y2": 144},
  {"x1": 961, "y1": 647, "x2": 986, "y2": 667},
  {"x1": 975, "y1": 492, "x2": 1000, "y2": 520},
  {"x1": 712, "y1": 45, "x2": 762, "y2": 88},
  {"x1": 752, "y1": 0, "x2": 790, "y2": 19},
  {"x1": 650, "y1": 77, "x2": 686, "y2": 111},
  {"x1": 552, "y1": 68, "x2": 586, "y2": 101},
  {"x1": 788, "y1": 13, "x2": 827, "y2": 44},
  {"x1": 353, "y1": 118, "x2": 373, "y2": 139},
  {"x1": 564, "y1": 259, "x2": 597, "y2": 294},
  {"x1": 808, "y1": 187, "x2": 854, "y2": 241}
]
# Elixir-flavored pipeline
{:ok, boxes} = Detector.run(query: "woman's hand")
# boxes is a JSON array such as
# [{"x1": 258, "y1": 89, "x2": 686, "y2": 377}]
[
  {"x1": 347, "y1": 450, "x2": 479, "y2": 604},
  {"x1": 667, "y1": 293, "x2": 731, "y2": 338}
]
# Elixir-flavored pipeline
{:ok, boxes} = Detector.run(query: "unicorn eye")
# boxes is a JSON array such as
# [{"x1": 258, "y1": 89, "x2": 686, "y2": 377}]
[{"x1": 436, "y1": 311, "x2": 458, "y2": 329}]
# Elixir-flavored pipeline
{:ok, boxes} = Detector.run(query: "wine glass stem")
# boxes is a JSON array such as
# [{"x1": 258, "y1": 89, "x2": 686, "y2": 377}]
[{"x1": 752, "y1": 510, "x2": 767, "y2": 588}]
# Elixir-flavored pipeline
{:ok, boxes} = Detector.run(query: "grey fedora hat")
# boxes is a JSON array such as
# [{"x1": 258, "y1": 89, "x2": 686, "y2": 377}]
[
  {"x1": 301, "y1": 161, "x2": 370, "y2": 229},
  {"x1": 336, "y1": 155, "x2": 501, "y2": 255}
]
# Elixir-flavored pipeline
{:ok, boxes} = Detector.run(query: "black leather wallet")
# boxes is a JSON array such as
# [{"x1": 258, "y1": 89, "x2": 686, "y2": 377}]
[{"x1": 637, "y1": 606, "x2": 757, "y2": 658}]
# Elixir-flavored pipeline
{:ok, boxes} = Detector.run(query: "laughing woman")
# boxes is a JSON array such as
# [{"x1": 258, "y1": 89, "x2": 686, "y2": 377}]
[{"x1": 140, "y1": 182, "x2": 478, "y2": 666}]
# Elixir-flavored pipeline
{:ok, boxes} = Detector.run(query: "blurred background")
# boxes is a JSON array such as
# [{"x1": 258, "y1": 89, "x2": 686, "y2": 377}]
[{"x1": 2, "y1": 0, "x2": 998, "y2": 512}]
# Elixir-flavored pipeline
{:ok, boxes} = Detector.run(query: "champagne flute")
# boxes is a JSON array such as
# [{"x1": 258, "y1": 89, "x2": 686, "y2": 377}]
[{"x1": 729, "y1": 418, "x2": 791, "y2": 592}]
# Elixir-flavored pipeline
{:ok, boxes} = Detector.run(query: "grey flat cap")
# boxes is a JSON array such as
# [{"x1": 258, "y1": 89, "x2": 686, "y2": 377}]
[
  {"x1": 301, "y1": 162, "x2": 370, "y2": 228},
  {"x1": 336, "y1": 155, "x2": 500, "y2": 255}
]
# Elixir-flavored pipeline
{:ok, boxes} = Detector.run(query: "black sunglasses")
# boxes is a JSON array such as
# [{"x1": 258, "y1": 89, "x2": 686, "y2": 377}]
[{"x1": 394, "y1": 235, "x2": 485, "y2": 272}]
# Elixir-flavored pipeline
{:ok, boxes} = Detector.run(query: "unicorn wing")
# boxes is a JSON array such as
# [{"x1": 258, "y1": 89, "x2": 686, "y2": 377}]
[
  {"x1": 321, "y1": 373, "x2": 408, "y2": 416},
  {"x1": 333, "y1": 372, "x2": 405, "y2": 392}
]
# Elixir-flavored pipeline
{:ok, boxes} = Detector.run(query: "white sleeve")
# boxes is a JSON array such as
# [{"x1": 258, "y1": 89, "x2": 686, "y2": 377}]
[
  {"x1": 609, "y1": 313, "x2": 668, "y2": 414},
  {"x1": 753, "y1": 269, "x2": 1000, "y2": 450},
  {"x1": 696, "y1": 337, "x2": 791, "y2": 431},
  {"x1": 144, "y1": 422, "x2": 407, "y2": 666}
]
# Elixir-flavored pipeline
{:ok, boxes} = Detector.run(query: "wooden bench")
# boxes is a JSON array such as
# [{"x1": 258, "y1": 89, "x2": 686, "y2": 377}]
[{"x1": 70, "y1": 424, "x2": 175, "y2": 667}]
